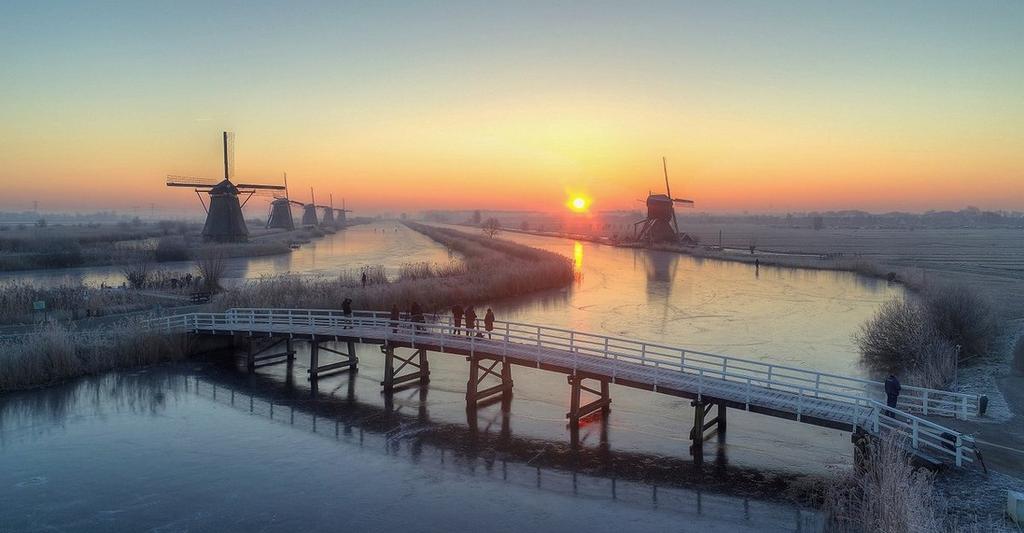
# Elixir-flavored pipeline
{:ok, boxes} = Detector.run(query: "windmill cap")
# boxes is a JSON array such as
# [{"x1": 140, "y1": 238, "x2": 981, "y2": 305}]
[{"x1": 210, "y1": 179, "x2": 240, "y2": 195}]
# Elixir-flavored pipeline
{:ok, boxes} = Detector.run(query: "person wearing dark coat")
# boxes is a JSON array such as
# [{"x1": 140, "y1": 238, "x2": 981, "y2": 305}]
[
  {"x1": 464, "y1": 306, "x2": 477, "y2": 336},
  {"x1": 410, "y1": 302, "x2": 424, "y2": 331},
  {"x1": 884, "y1": 373, "x2": 901, "y2": 416},
  {"x1": 452, "y1": 305, "x2": 464, "y2": 334},
  {"x1": 484, "y1": 308, "x2": 495, "y2": 338},
  {"x1": 341, "y1": 298, "x2": 353, "y2": 328},
  {"x1": 389, "y1": 304, "x2": 400, "y2": 333}
]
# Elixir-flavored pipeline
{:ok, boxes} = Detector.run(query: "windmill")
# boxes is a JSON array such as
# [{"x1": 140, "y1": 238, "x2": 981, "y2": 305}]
[
  {"x1": 320, "y1": 194, "x2": 336, "y2": 226},
  {"x1": 335, "y1": 198, "x2": 353, "y2": 227},
  {"x1": 300, "y1": 188, "x2": 320, "y2": 227},
  {"x1": 266, "y1": 172, "x2": 296, "y2": 231},
  {"x1": 318, "y1": 194, "x2": 353, "y2": 228},
  {"x1": 167, "y1": 132, "x2": 285, "y2": 242},
  {"x1": 633, "y1": 157, "x2": 695, "y2": 243}
]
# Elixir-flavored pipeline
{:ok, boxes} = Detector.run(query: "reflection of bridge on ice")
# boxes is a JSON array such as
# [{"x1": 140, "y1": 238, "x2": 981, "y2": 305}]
[
  {"x1": 189, "y1": 372, "x2": 825, "y2": 533},
  {"x1": 146, "y1": 308, "x2": 986, "y2": 467}
]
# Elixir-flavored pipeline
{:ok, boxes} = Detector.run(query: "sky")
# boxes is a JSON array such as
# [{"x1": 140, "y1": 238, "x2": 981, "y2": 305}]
[{"x1": 1, "y1": 1, "x2": 1022, "y2": 216}]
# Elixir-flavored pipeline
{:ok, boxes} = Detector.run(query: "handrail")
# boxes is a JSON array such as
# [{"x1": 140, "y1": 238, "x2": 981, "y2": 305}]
[
  {"x1": 219, "y1": 307, "x2": 982, "y2": 419},
  {"x1": 142, "y1": 308, "x2": 979, "y2": 466}
]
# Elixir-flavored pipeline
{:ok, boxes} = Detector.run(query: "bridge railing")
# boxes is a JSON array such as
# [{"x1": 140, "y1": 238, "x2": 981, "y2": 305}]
[
  {"x1": 217, "y1": 307, "x2": 981, "y2": 420},
  {"x1": 145, "y1": 308, "x2": 977, "y2": 466}
]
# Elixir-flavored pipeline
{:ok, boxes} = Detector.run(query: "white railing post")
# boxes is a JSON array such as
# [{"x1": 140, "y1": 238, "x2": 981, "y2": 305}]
[
  {"x1": 697, "y1": 369, "x2": 703, "y2": 400},
  {"x1": 955, "y1": 435, "x2": 963, "y2": 467},
  {"x1": 680, "y1": 350, "x2": 686, "y2": 370},
  {"x1": 721, "y1": 358, "x2": 728, "y2": 377},
  {"x1": 814, "y1": 374, "x2": 821, "y2": 398},
  {"x1": 797, "y1": 390, "x2": 803, "y2": 421},
  {"x1": 604, "y1": 337, "x2": 610, "y2": 359},
  {"x1": 960, "y1": 397, "x2": 968, "y2": 420}
]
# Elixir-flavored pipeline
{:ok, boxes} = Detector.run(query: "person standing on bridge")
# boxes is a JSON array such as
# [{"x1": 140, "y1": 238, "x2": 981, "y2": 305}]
[
  {"x1": 464, "y1": 306, "x2": 477, "y2": 336},
  {"x1": 410, "y1": 302, "x2": 425, "y2": 332},
  {"x1": 361, "y1": 271, "x2": 367, "y2": 288},
  {"x1": 484, "y1": 308, "x2": 495, "y2": 338},
  {"x1": 389, "y1": 304, "x2": 400, "y2": 333},
  {"x1": 342, "y1": 298, "x2": 353, "y2": 328},
  {"x1": 885, "y1": 373, "x2": 901, "y2": 417},
  {"x1": 452, "y1": 304, "x2": 464, "y2": 334}
]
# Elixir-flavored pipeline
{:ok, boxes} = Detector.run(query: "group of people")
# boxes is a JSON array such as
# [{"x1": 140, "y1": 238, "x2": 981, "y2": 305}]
[{"x1": 450, "y1": 304, "x2": 494, "y2": 337}]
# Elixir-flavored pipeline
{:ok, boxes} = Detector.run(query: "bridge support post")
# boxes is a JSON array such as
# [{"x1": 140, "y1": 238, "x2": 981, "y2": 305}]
[
  {"x1": 690, "y1": 400, "x2": 727, "y2": 463},
  {"x1": 381, "y1": 345, "x2": 430, "y2": 393},
  {"x1": 566, "y1": 373, "x2": 611, "y2": 428},
  {"x1": 308, "y1": 339, "x2": 358, "y2": 381},
  {"x1": 466, "y1": 355, "x2": 513, "y2": 408}
]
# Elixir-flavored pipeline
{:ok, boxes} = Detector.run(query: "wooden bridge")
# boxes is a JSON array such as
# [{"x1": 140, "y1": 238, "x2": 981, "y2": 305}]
[{"x1": 144, "y1": 307, "x2": 986, "y2": 467}]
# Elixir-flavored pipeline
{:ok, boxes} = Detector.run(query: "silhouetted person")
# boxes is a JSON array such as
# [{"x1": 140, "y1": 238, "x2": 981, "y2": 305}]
[
  {"x1": 464, "y1": 306, "x2": 477, "y2": 336},
  {"x1": 390, "y1": 304, "x2": 400, "y2": 333},
  {"x1": 361, "y1": 271, "x2": 367, "y2": 288},
  {"x1": 342, "y1": 298, "x2": 352, "y2": 316},
  {"x1": 484, "y1": 308, "x2": 495, "y2": 338},
  {"x1": 410, "y1": 302, "x2": 424, "y2": 332},
  {"x1": 452, "y1": 304, "x2": 464, "y2": 333},
  {"x1": 884, "y1": 373, "x2": 901, "y2": 417}
]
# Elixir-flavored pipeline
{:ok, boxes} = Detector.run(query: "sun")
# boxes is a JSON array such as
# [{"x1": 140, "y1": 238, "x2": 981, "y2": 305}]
[{"x1": 570, "y1": 197, "x2": 588, "y2": 212}]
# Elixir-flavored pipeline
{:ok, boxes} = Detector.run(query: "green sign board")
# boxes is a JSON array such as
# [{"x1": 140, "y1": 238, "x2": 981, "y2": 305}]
[{"x1": 32, "y1": 300, "x2": 46, "y2": 311}]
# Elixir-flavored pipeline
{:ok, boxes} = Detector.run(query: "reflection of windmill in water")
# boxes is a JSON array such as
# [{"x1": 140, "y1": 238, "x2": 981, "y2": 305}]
[
  {"x1": 633, "y1": 157, "x2": 696, "y2": 244},
  {"x1": 166, "y1": 132, "x2": 285, "y2": 242},
  {"x1": 636, "y1": 248, "x2": 681, "y2": 330}
]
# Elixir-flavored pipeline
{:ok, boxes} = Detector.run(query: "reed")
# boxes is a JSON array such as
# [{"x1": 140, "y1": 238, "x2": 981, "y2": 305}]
[
  {"x1": 0, "y1": 319, "x2": 189, "y2": 392},
  {"x1": 824, "y1": 432, "x2": 946, "y2": 532},
  {"x1": 216, "y1": 223, "x2": 574, "y2": 313}
]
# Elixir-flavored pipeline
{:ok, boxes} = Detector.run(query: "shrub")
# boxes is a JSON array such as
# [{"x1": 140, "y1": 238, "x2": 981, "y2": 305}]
[
  {"x1": 920, "y1": 284, "x2": 998, "y2": 360},
  {"x1": 854, "y1": 297, "x2": 956, "y2": 386},
  {"x1": 121, "y1": 259, "x2": 153, "y2": 289},
  {"x1": 196, "y1": 252, "x2": 227, "y2": 293}
]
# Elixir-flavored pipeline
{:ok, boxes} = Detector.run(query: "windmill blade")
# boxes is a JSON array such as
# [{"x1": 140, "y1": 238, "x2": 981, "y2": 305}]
[
  {"x1": 166, "y1": 174, "x2": 220, "y2": 187},
  {"x1": 663, "y1": 156, "x2": 680, "y2": 236},
  {"x1": 237, "y1": 188, "x2": 280, "y2": 197},
  {"x1": 235, "y1": 182, "x2": 286, "y2": 190},
  {"x1": 672, "y1": 198, "x2": 695, "y2": 207}
]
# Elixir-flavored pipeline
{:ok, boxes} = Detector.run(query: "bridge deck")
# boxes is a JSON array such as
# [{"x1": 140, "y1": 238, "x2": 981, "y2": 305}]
[{"x1": 145, "y1": 308, "x2": 981, "y2": 467}]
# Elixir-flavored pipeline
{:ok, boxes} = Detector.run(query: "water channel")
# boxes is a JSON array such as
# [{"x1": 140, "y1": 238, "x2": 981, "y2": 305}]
[{"x1": 1, "y1": 221, "x2": 902, "y2": 532}]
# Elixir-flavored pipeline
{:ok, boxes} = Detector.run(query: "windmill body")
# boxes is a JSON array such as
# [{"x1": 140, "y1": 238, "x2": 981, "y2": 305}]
[
  {"x1": 266, "y1": 198, "x2": 295, "y2": 230},
  {"x1": 265, "y1": 173, "x2": 295, "y2": 231}
]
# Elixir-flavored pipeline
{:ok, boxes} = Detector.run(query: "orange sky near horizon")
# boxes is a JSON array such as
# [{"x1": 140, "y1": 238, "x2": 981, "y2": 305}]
[{"x1": 1, "y1": 2, "x2": 1022, "y2": 216}]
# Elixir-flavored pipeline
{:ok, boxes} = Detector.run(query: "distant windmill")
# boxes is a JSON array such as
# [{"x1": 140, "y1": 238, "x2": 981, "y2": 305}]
[
  {"x1": 633, "y1": 157, "x2": 695, "y2": 243},
  {"x1": 300, "y1": 187, "x2": 320, "y2": 227},
  {"x1": 266, "y1": 172, "x2": 296, "y2": 231},
  {"x1": 167, "y1": 132, "x2": 285, "y2": 242},
  {"x1": 318, "y1": 194, "x2": 354, "y2": 228}
]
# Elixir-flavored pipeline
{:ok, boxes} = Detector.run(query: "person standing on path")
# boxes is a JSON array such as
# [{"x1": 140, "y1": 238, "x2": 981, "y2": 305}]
[
  {"x1": 884, "y1": 373, "x2": 901, "y2": 417},
  {"x1": 410, "y1": 302, "x2": 424, "y2": 332},
  {"x1": 361, "y1": 271, "x2": 367, "y2": 288},
  {"x1": 464, "y1": 306, "x2": 477, "y2": 336},
  {"x1": 484, "y1": 308, "x2": 495, "y2": 338}
]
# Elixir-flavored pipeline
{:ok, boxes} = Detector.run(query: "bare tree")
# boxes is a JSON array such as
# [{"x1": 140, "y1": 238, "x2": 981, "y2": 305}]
[
  {"x1": 195, "y1": 251, "x2": 227, "y2": 293},
  {"x1": 481, "y1": 217, "x2": 501, "y2": 238}
]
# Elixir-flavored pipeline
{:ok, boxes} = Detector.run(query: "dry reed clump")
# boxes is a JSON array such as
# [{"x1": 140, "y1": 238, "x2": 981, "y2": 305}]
[
  {"x1": 216, "y1": 223, "x2": 574, "y2": 313},
  {"x1": 195, "y1": 252, "x2": 228, "y2": 292},
  {"x1": 0, "y1": 282, "x2": 167, "y2": 325},
  {"x1": 824, "y1": 433, "x2": 946, "y2": 532},
  {"x1": 855, "y1": 283, "x2": 999, "y2": 387},
  {"x1": 0, "y1": 319, "x2": 190, "y2": 392}
]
